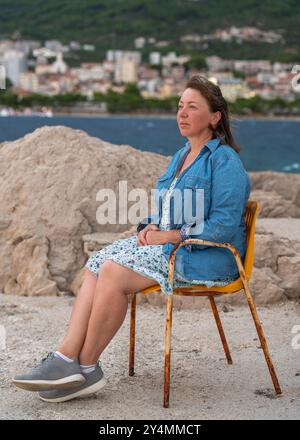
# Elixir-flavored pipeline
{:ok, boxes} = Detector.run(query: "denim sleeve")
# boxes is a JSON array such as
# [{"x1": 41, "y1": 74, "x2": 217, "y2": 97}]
[{"x1": 180, "y1": 157, "x2": 249, "y2": 247}]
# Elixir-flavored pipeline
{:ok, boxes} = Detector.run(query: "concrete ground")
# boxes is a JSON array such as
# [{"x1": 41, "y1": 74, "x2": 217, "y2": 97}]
[{"x1": 0, "y1": 293, "x2": 299, "y2": 420}]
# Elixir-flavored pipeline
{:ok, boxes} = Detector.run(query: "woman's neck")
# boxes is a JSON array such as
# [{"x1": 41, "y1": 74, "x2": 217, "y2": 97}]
[{"x1": 188, "y1": 131, "x2": 213, "y2": 155}]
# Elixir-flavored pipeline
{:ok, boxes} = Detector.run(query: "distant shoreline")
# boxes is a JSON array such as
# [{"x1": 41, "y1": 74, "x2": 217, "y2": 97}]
[{"x1": 51, "y1": 111, "x2": 300, "y2": 121}]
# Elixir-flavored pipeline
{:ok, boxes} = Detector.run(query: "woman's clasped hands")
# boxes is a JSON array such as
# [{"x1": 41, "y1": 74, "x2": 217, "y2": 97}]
[{"x1": 137, "y1": 224, "x2": 181, "y2": 246}]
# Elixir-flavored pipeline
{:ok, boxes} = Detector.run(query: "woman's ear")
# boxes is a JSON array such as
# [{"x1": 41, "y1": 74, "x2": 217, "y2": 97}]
[{"x1": 211, "y1": 111, "x2": 221, "y2": 128}]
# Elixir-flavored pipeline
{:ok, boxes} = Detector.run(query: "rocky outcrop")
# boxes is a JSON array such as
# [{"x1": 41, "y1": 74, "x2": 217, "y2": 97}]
[
  {"x1": 249, "y1": 189, "x2": 299, "y2": 218},
  {"x1": 0, "y1": 125, "x2": 299, "y2": 305},
  {"x1": 0, "y1": 126, "x2": 167, "y2": 295},
  {"x1": 249, "y1": 172, "x2": 300, "y2": 218},
  {"x1": 254, "y1": 219, "x2": 300, "y2": 301}
]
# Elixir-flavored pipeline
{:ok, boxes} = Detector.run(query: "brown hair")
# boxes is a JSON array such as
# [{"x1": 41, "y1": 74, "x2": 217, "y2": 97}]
[{"x1": 185, "y1": 75, "x2": 240, "y2": 153}]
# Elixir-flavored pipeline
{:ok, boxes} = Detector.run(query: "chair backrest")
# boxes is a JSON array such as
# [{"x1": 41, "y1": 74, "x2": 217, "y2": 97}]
[{"x1": 243, "y1": 200, "x2": 260, "y2": 280}]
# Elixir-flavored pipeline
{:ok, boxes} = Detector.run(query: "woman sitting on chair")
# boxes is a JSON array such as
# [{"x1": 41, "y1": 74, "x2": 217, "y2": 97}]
[{"x1": 13, "y1": 75, "x2": 251, "y2": 402}]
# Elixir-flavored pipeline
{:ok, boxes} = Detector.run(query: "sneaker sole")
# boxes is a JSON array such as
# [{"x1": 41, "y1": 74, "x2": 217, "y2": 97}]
[
  {"x1": 12, "y1": 374, "x2": 85, "y2": 391},
  {"x1": 38, "y1": 376, "x2": 107, "y2": 403}
]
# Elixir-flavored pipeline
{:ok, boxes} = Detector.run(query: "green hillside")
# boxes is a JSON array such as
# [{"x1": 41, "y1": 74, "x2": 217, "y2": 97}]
[{"x1": 0, "y1": 0, "x2": 299, "y2": 62}]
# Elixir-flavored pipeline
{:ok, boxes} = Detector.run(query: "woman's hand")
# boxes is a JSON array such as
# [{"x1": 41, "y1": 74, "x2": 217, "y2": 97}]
[
  {"x1": 138, "y1": 228, "x2": 181, "y2": 246},
  {"x1": 145, "y1": 230, "x2": 166, "y2": 245},
  {"x1": 137, "y1": 224, "x2": 160, "y2": 246}
]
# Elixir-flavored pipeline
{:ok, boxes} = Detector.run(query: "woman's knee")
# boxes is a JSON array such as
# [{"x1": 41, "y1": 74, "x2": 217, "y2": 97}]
[
  {"x1": 98, "y1": 260, "x2": 117, "y2": 279},
  {"x1": 83, "y1": 267, "x2": 98, "y2": 285},
  {"x1": 97, "y1": 261, "x2": 132, "y2": 294},
  {"x1": 97, "y1": 260, "x2": 155, "y2": 295}
]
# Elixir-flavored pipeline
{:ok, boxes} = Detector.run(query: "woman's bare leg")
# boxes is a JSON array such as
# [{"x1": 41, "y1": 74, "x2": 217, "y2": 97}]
[
  {"x1": 57, "y1": 268, "x2": 98, "y2": 358},
  {"x1": 79, "y1": 260, "x2": 157, "y2": 365}
]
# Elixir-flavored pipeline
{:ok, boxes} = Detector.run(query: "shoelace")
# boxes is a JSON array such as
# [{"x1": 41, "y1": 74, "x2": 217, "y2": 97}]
[
  {"x1": 32, "y1": 352, "x2": 55, "y2": 371},
  {"x1": 41, "y1": 352, "x2": 55, "y2": 363}
]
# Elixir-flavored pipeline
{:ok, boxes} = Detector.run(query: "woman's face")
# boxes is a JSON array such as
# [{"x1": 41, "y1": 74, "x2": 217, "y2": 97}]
[{"x1": 177, "y1": 87, "x2": 220, "y2": 139}]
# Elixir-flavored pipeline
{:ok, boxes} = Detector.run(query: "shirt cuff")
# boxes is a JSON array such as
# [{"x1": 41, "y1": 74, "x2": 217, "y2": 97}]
[
  {"x1": 180, "y1": 223, "x2": 195, "y2": 251},
  {"x1": 180, "y1": 223, "x2": 194, "y2": 241}
]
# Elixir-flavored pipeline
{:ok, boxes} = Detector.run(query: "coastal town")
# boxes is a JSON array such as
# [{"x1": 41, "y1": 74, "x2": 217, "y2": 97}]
[{"x1": 0, "y1": 26, "x2": 299, "y2": 115}]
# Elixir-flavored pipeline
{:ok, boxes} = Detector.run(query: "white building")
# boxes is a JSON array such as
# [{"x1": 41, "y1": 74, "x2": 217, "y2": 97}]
[
  {"x1": 233, "y1": 60, "x2": 272, "y2": 74},
  {"x1": 149, "y1": 52, "x2": 161, "y2": 65},
  {"x1": 71, "y1": 63, "x2": 105, "y2": 81},
  {"x1": 115, "y1": 54, "x2": 138, "y2": 84},
  {"x1": 35, "y1": 52, "x2": 68, "y2": 75},
  {"x1": 51, "y1": 52, "x2": 68, "y2": 74},
  {"x1": 33, "y1": 47, "x2": 57, "y2": 59},
  {"x1": 0, "y1": 65, "x2": 5, "y2": 89},
  {"x1": 45, "y1": 40, "x2": 63, "y2": 52},
  {"x1": 206, "y1": 56, "x2": 234, "y2": 72},
  {"x1": 106, "y1": 50, "x2": 125, "y2": 62},
  {"x1": 83, "y1": 44, "x2": 95, "y2": 51},
  {"x1": 273, "y1": 62, "x2": 294, "y2": 74},
  {"x1": 257, "y1": 72, "x2": 278, "y2": 86},
  {"x1": 217, "y1": 78, "x2": 255, "y2": 102},
  {"x1": 102, "y1": 60, "x2": 115, "y2": 78},
  {"x1": 161, "y1": 52, "x2": 190, "y2": 67},
  {"x1": 134, "y1": 37, "x2": 146, "y2": 49},
  {"x1": 1, "y1": 50, "x2": 27, "y2": 86},
  {"x1": 161, "y1": 52, "x2": 177, "y2": 67},
  {"x1": 19, "y1": 71, "x2": 39, "y2": 92},
  {"x1": 138, "y1": 78, "x2": 161, "y2": 96},
  {"x1": 106, "y1": 50, "x2": 141, "y2": 65},
  {"x1": 70, "y1": 41, "x2": 81, "y2": 50}
]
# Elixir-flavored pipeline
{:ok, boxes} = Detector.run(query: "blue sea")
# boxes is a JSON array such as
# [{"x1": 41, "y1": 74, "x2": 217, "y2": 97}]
[{"x1": 0, "y1": 115, "x2": 299, "y2": 172}]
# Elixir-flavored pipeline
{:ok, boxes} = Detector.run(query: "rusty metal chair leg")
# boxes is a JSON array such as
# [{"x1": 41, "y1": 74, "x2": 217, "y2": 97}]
[
  {"x1": 129, "y1": 293, "x2": 136, "y2": 376},
  {"x1": 243, "y1": 285, "x2": 282, "y2": 394},
  {"x1": 164, "y1": 295, "x2": 173, "y2": 408},
  {"x1": 209, "y1": 295, "x2": 233, "y2": 365}
]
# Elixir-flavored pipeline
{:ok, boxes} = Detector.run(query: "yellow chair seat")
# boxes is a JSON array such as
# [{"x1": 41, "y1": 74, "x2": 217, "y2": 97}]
[{"x1": 141, "y1": 277, "x2": 244, "y2": 295}]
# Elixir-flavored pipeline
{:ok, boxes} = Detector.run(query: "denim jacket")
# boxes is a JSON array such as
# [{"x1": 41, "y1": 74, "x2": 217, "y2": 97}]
[{"x1": 138, "y1": 137, "x2": 251, "y2": 281}]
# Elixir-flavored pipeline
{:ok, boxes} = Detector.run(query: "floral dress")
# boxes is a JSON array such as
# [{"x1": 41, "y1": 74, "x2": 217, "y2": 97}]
[{"x1": 85, "y1": 176, "x2": 235, "y2": 295}]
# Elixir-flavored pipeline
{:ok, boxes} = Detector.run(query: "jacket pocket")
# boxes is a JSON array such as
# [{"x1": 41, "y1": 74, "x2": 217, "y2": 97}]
[
  {"x1": 183, "y1": 175, "x2": 211, "y2": 223},
  {"x1": 184, "y1": 175, "x2": 211, "y2": 189}
]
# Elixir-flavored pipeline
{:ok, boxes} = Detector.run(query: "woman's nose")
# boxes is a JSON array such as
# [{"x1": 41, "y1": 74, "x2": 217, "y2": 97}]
[{"x1": 178, "y1": 108, "x2": 188, "y2": 117}]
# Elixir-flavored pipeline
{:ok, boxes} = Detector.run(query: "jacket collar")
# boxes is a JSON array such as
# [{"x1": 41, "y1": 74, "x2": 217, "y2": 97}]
[{"x1": 185, "y1": 137, "x2": 221, "y2": 154}]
